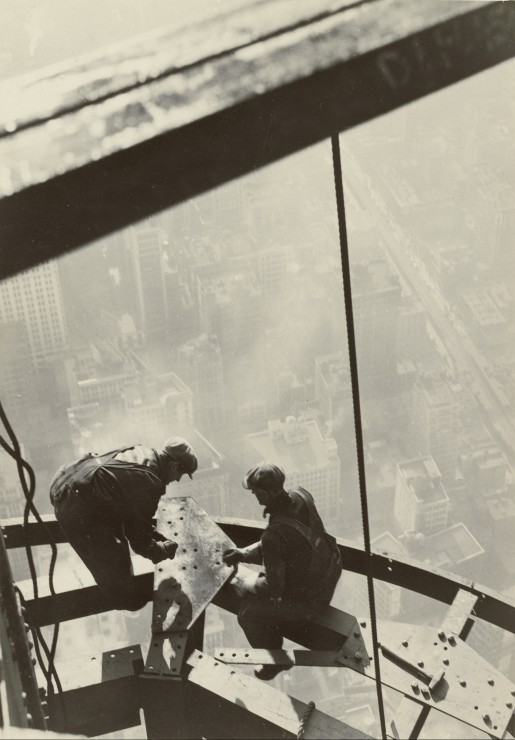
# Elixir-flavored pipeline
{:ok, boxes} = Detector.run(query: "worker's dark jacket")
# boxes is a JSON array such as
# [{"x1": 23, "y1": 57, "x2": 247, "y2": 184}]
[
  {"x1": 253, "y1": 487, "x2": 342, "y2": 605},
  {"x1": 50, "y1": 445, "x2": 169, "y2": 563}
]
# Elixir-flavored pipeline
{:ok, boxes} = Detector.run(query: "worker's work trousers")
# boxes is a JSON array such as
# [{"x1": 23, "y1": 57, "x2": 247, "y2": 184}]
[
  {"x1": 237, "y1": 593, "x2": 322, "y2": 650},
  {"x1": 53, "y1": 491, "x2": 147, "y2": 611}
]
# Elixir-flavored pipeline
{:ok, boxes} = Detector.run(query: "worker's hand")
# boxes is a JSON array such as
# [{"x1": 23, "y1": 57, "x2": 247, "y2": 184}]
[
  {"x1": 162, "y1": 540, "x2": 178, "y2": 560},
  {"x1": 222, "y1": 548, "x2": 245, "y2": 566}
]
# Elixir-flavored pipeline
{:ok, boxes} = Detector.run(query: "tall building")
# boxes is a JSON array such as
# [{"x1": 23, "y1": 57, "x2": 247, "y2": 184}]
[
  {"x1": 168, "y1": 429, "x2": 229, "y2": 517},
  {"x1": 177, "y1": 335, "x2": 225, "y2": 432},
  {"x1": 120, "y1": 371, "x2": 194, "y2": 446},
  {"x1": 125, "y1": 224, "x2": 169, "y2": 337},
  {"x1": 0, "y1": 321, "x2": 35, "y2": 429},
  {"x1": 351, "y1": 259, "x2": 401, "y2": 393},
  {"x1": 245, "y1": 416, "x2": 341, "y2": 523},
  {"x1": 196, "y1": 265, "x2": 263, "y2": 356},
  {"x1": 412, "y1": 373, "x2": 459, "y2": 484},
  {"x1": 252, "y1": 244, "x2": 293, "y2": 297},
  {"x1": 314, "y1": 352, "x2": 351, "y2": 423},
  {"x1": 0, "y1": 260, "x2": 67, "y2": 366},
  {"x1": 394, "y1": 456, "x2": 450, "y2": 536}
]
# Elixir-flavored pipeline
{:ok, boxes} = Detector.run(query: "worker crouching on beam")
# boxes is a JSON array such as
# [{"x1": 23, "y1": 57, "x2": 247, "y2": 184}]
[
  {"x1": 49, "y1": 437, "x2": 197, "y2": 611},
  {"x1": 223, "y1": 462, "x2": 342, "y2": 680}
]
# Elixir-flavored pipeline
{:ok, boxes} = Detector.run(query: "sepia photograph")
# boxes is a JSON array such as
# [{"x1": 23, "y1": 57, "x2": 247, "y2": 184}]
[{"x1": 1, "y1": 1, "x2": 515, "y2": 738}]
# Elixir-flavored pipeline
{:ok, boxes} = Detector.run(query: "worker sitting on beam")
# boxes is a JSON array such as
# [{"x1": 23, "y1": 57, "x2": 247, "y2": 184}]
[
  {"x1": 50, "y1": 437, "x2": 197, "y2": 611},
  {"x1": 223, "y1": 462, "x2": 342, "y2": 680}
]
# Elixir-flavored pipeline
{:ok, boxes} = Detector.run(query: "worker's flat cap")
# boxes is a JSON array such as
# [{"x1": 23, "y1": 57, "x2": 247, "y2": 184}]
[
  {"x1": 243, "y1": 462, "x2": 285, "y2": 492},
  {"x1": 162, "y1": 437, "x2": 198, "y2": 478}
]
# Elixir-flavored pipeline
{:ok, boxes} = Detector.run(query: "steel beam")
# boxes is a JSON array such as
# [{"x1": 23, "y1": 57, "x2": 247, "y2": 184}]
[
  {"x1": 7, "y1": 515, "x2": 515, "y2": 635},
  {"x1": 0, "y1": 1, "x2": 514, "y2": 279},
  {"x1": 388, "y1": 589, "x2": 479, "y2": 740},
  {"x1": 186, "y1": 650, "x2": 374, "y2": 739},
  {"x1": 46, "y1": 645, "x2": 143, "y2": 737}
]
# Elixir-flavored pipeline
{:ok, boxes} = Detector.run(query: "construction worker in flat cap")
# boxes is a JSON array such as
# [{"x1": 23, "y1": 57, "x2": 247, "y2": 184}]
[
  {"x1": 223, "y1": 461, "x2": 342, "y2": 680},
  {"x1": 50, "y1": 437, "x2": 197, "y2": 611}
]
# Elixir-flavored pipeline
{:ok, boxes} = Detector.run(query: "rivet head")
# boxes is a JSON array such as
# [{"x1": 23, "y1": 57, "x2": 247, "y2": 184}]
[
  {"x1": 460, "y1": 680, "x2": 466, "y2": 687},
  {"x1": 402, "y1": 640, "x2": 409, "y2": 648},
  {"x1": 417, "y1": 661, "x2": 424, "y2": 668},
  {"x1": 443, "y1": 659, "x2": 449, "y2": 666},
  {"x1": 507, "y1": 702, "x2": 513, "y2": 709},
  {"x1": 360, "y1": 621, "x2": 367, "y2": 628},
  {"x1": 488, "y1": 679, "x2": 495, "y2": 686},
  {"x1": 353, "y1": 631, "x2": 360, "y2": 638}
]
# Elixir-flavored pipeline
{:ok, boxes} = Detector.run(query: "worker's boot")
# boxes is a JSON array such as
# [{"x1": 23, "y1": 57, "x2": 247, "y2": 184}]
[{"x1": 254, "y1": 664, "x2": 288, "y2": 681}]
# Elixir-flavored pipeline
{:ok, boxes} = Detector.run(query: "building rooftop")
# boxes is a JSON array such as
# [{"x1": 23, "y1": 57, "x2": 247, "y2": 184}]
[
  {"x1": 462, "y1": 289, "x2": 506, "y2": 328},
  {"x1": 421, "y1": 523, "x2": 484, "y2": 568},
  {"x1": 316, "y1": 351, "x2": 350, "y2": 396},
  {"x1": 398, "y1": 456, "x2": 448, "y2": 503},
  {"x1": 198, "y1": 266, "x2": 261, "y2": 303},
  {"x1": 246, "y1": 416, "x2": 337, "y2": 472},
  {"x1": 417, "y1": 373, "x2": 457, "y2": 408},
  {"x1": 486, "y1": 495, "x2": 515, "y2": 522},
  {"x1": 350, "y1": 259, "x2": 400, "y2": 296}
]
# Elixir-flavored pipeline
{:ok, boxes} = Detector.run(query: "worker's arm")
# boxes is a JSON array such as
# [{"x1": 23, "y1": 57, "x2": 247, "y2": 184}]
[
  {"x1": 120, "y1": 469, "x2": 176, "y2": 563},
  {"x1": 223, "y1": 541, "x2": 262, "y2": 566}
]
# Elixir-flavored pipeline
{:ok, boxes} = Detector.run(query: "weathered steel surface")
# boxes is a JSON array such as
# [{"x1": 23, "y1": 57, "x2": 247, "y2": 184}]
[
  {"x1": 144, "y1": 631, "x2": 188, "y2": 677},
  {"x1": 442, "y1": 589, "x2": 478, "y2": 638},
  {"x1": 152, "y1": 497, "x2": 234, "y2": 633},
  {"x1": 46, "y1": 645, "x2": 143, "y2": 736},
  {"x1": 1, "y1": 1, "x2": 515, "y2": 278},
  {"x1": 0, "y1": 527, "x2": 46, "y2": 730},
  {"x1": 9, "y1": 516, "x2": 515, "y2": 636},
  {"x1": 357, "y1": 621, "x2": 515, "y2": 739},
  {"x1": 386, "y1": 589, "x2": 480, "y2": 740},
  {"x1": 187, "y1": 650, "x2": 374, "y2": 739}
]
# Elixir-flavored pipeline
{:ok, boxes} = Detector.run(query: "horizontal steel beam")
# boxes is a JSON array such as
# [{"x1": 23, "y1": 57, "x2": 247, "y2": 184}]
[
  {"x1": 6, "y1": 515, "x2": 515, "y2": 634},
  {"x1": 46, "y1": 645, "x2": 143, "y2": 737},
  {"x1": 0, "y1": 1, "x2": 514, "y2": 279}
]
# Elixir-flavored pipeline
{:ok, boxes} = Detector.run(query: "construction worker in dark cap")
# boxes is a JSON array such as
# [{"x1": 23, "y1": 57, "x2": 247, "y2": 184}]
[
  {"x1": 50, "y1": 437, "x2": 197, "y2": 610},
  {"x1": 223, "y1": 462, "x2": 342, "y2": 680}
]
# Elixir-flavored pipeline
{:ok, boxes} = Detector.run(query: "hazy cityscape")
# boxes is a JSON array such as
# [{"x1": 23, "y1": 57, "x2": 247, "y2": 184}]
[{"x1": 1, "y1": 15, "x2": 514, "y2": 736}]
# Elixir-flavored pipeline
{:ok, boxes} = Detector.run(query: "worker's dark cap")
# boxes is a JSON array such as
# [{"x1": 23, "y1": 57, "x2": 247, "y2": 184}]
[
  {"x1": 243, "y1": 462, "x2": 285, "y2": 493},
  {"x1": 162, "y1": 437, "x2": 198, "y2": 478}
]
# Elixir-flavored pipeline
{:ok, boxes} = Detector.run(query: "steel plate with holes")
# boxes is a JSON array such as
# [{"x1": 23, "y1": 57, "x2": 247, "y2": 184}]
[
  {"x1": 144, "y1": 631, "x2": 188, "y2": 677},
  {"x1": 152, "y1": 496, "x2": 235, "y2": 633},
  {"x1": 354, "y1": 620, "x2": 515, "y2": 739}
]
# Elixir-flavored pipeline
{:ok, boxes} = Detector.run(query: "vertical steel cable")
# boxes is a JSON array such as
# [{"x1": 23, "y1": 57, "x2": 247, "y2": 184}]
[{"x1": 331, "y1": 132, "x2": 387, "y2": 740}]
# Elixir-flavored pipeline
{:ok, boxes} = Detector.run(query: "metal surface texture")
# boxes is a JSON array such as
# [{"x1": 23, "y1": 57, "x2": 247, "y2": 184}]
[
  {"x1": 145, "y1": 631, "x2": 189, "y2": 677},
  {"x1": 215, "y1": 647, "x2": 342, "y2": 667},
  {"x1": 1, "y1": 2, "x2": 515, "y2": 279},
  {"x1": 9, "y1": 515, "x2": 515, "y2": 635},
  {"x1": 0, "y1": 528, "x2": 46, "y2": 730},
  {"x1": 152, "y1": 497, "x2": 235, "y2": 633},
  {"x1": 187, "y1": 650, "x2": 374, "y2": 739},
  {"x1": 358, "y1": 620, "x2": 515, "y2": 738}
]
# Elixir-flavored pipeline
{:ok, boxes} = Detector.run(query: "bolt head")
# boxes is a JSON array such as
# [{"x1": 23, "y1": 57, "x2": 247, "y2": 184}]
[
  {"x1": 448, "y1": 636, "x2": 456, "y2": 646},
  {"x1": 483, "y1": 714, "x2": 491, "y2": 725},
  {"x1": 354, "y1": 651, "x2": 362, "y2": 662},
  {"x1": 411, "y1": 682, "x2": 419, "y2": 693}
]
